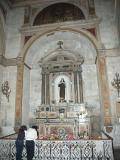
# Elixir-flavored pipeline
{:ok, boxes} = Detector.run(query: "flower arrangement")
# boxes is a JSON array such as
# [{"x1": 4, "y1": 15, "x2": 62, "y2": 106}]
[
  {"x1": 39, "y1": 133, "x2": 75, "y2": 140},
  {"x1": 66, "y1": 133, "x2": 75, "y2": 140},
  {"x1": 39, "y1": 134, "x2": 59, "y2": 140}
]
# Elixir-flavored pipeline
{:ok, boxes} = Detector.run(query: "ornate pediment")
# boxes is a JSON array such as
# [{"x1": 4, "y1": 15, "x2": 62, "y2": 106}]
[
  {"x1": 40, "y1": 53, "x2": 84, "y2": 73},
  {"x1": 39, "y1": 41, "x2": 84, "y2": 73}
]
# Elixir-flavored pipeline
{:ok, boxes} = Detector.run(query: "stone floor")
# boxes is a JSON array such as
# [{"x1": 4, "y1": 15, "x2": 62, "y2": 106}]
[{"x1": 114, "y1": 148, "x2": 120, "y2": 160}]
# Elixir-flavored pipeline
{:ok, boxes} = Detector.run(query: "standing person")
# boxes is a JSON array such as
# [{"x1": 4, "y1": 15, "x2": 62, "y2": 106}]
[
  {"x1": 15, "y1": 125, "x2": 27, "y2": 160},
  {"x1": 25, "y1": 126, "x2": 38, "y2": 160}
]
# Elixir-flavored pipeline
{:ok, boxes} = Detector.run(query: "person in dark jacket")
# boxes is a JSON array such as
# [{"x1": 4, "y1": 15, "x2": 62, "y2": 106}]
[{"x1": 15, "y1": 125, "x2": 27, "y2": 160}]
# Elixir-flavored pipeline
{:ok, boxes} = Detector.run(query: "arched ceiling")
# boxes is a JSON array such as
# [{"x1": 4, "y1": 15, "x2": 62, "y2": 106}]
[{"x1": 25, "y1": 30, "x2": 97, "y2": 68}]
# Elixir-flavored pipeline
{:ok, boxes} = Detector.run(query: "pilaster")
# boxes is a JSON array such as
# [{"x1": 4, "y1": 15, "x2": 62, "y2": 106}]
[
  {"x1": 15, "y1": 58, "x2": 24, "y2": 129},
  {"x1": 97, "y1": 54, "x2": 112, "y2": 132}
]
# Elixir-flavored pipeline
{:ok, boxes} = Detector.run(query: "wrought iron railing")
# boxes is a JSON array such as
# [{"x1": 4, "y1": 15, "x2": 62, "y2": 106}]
[{"x1": 0, "y1": 139, "x2": 114, "y2": 160}]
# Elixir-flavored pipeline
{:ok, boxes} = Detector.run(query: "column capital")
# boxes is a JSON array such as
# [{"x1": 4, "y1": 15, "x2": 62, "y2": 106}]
[{"x1": 17, "y1": 56, "x2": 24, "y2": 65}]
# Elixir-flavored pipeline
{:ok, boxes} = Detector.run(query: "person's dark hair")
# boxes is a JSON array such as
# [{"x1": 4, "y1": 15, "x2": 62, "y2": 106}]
[
  {"x1": 32, "y1": 125, "x2": 38, "y2": 130},
  {"x1": 17, "y1": 125, "x2": 27, "y2": 140},
  {"x1": 21, "y1": 125, "x2": 27, "y2": 131},
  {"x1": 18, "y1": 125, "x2": 27, "y2": 133}
]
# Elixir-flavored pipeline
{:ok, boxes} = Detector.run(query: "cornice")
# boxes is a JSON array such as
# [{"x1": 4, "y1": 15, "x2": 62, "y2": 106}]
[
  {"x1": 0, "y1": 55, "x2": 31, "y2": 69},
  {"x1": 0, "y1": 48, "x2": 119, "y2": 67},
  {"x1": 11, "y1": 0, "x2": 74, "y2": 7},
  {"x1": 20, "y1": 18, "x2": 101, "y2": 35},
  {"x1": 98, "y1": 47, "x2": 120, "y2": 57},
  {"x1": 0, "y1": 56, "x2": 17, "y2": 66}
]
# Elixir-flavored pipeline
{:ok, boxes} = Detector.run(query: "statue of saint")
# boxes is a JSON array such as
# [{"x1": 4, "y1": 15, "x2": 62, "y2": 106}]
[{"x1": 58, "y1": 78, "x2": 66, "y2": 102}]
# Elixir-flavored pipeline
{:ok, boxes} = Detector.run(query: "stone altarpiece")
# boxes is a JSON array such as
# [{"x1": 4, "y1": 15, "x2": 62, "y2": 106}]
[{"x1": 36, "y1": 43, "x2": 91, "y2": 139}]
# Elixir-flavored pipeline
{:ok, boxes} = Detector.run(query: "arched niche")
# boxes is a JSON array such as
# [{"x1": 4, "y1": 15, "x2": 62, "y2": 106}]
[
  {"x1": 16, "y1": 28, "x2": 102, "y2": 127},
  {"x1": 33, "y1": 3, "x2": 85, "y2": 26},
  {"x1": 22, "y1": 29, "x2": 99, "y2": 111},
  {"x1": 54, "y1": 75, "x2": 71, "y2": 103},
  {"x1": 24, "y1": 30, "x2": 97, "y2": 67},
  {"x1": 16, "y1": 27, "x2": 112, "y2": 132}
]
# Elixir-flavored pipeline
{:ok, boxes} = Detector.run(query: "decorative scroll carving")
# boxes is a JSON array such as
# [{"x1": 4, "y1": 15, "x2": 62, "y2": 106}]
[{"x1": 1, "y1": 81, "x2": 11, "y2": 102}]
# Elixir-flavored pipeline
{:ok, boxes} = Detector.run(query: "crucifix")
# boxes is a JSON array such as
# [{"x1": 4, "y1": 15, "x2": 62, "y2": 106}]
[{"x1": 57, "y1": 41, "x2": 63, "y2": 49}]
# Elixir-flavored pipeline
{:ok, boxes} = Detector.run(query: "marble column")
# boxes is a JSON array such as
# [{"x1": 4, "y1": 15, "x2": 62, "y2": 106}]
[
  {"x1": 97, "y1": 55, "x2": 112, "y2": 132},
  {"x1": 41, "y1": 73, "x2": 45, "y2": 104},
  {"x1": 15, "y1": 59, "x2": 24, "y2": 129},
  {"x1": 46, "y1": 73, "x2": 50, "y2": 104},
  {"x1": 51, "y1": 79, "x2": 54, "y2": 103},
  {"x1": 74, "y1": 71, "x2": 78, "y2": 103},
  {"x1": 78, "y1": 71, "x2": 83, "y2": 103}
]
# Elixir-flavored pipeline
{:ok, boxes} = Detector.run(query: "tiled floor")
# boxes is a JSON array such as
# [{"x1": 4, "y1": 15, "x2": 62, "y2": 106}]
[{"x1": 114, "y1": 148, "x2": 120, "y2": 160}]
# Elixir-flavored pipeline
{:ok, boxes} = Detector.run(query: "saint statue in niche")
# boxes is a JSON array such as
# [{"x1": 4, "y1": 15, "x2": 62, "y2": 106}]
[{"x1": 58, "y1": 78, "x2": 66, "y2": 102}]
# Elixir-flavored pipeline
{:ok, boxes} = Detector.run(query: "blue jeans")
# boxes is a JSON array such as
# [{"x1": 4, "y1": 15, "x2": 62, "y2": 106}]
[{"x1": 15, "y1": 140, "x2": 24, "y2": 160}]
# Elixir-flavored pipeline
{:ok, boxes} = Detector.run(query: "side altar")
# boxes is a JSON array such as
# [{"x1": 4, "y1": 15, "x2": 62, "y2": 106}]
[
  {"x1": 35, "y1": 42, "x2": 96, "y2": 140},
  {"x1": 36, "y1": 103, "x2": 91, "y2": 140}
]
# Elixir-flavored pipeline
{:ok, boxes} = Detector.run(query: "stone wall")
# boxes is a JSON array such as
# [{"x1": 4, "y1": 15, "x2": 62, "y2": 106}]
[
  {"x1": 95, "y1": 0, "x2": 119, "y2": 49},
  {"x1": 29, "y1": 67, "x2": 42, "y2": 119},
  {"x1": 0, "y1": 66, "x2": 17, "y2": 135},
  {"x1": 22, "y1": 65, "x2": 30, "y2": 125},
  {"x1": 106, "y1": 56, "x2": 120, "y2": 120},
  {"x1": 5, "y1": 7, "x2": 24, "y2": 58},
  {"x1": 0, "y1": 65, "x2": 4, "y2": 127},
  {"x1": 82, "y1": 64, "x2": 100, "y2": 112},
  {"x1": 106, "y1": 55, "x2": 120, "y2": 147}
]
